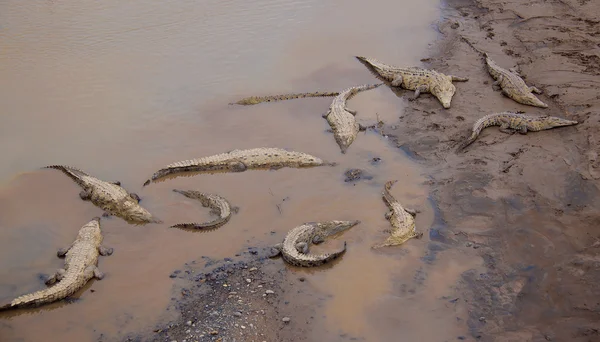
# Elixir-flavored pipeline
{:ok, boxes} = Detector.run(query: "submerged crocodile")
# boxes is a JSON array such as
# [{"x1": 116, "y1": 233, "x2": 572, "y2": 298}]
[
  {"x1": 143, "y1": 147, "x2": 336, "y2": 186},
  {"x1": 321, "y1": 83, "x2": 382, "y2": 153},
  {"x1": 230, "y1": 91, "x2": 340, "y2": 106},
  {"x1": 456, "y1": 111, "x2": 578, "y2": 151},
  {"x1": 0, "y1": 217, "x2": 113, "y2": 311},
  {"x1": 270, "y1": 220, "x2": 360, "y2": 267},
  {"x1": 372, "y1": 181, "x2": 423, "y2": 249},
  {"x1": 45, "y1": 165, "x2": 161, "y2": 224},
  {"x1": 171, "y1": 189, "x2": 238, "y2": 229},
  {"x1": 484, "y1": 53, "x2": 548, "y2": 108},
  {"x1": 355, "y1": 56, "x2": 469, "y2": 109}
]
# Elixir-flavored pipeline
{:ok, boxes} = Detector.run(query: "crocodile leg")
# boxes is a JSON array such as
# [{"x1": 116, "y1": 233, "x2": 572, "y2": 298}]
[
  {"x1": 450, "y1": 75, "x2": 469, "y2": 82},
  {"x1": 346, "y1": 108, "x2": 357, "y2": 115},
  {"x1": 102, "y1": 212, "x2": 112, "y2": 218},
  {"x1": 321, "y1": 110, "x2": 331, "y2": 119},
  {"x1": 295, "y1": 242, "x2": 309, "y2": 254},
  {"x1": 409, "y1": 85, "x2": 429, "y2": 101},
  {"x1": 268, "y1": 243, "x2": 283, "y2": 258},
  {"x1": 404, "y1": 207, "x2": 419, "y2": 217},
  {"x1": 228, "y1": 161, "x2": 247, "y2": 172},
  {"x1": 498, "y1": 123, "x2": 516, "y2": 134},
  {"x1": 129, "y1": 193, "x2": 141, "y2": 203},
  {"x1": 269, "y1": 163, "x2": 285, "y2": 170},
  {"x1": 384, "y1": 210, "x2": 394, "y2": 220},
  {"x1": 110, "y1": 181, "x2": 121, "y2": 186},
  {"x1": 79, "y1": 190, "x2": 91, "y2": 201},
  {"x1": 517, "y1": 125, "x2": 528, "y2": 134},
  {"x1": 93, "y1": 267, "x2": 105, "y2": 280},
  {"x1": 57, "y1": 245, "x2": 72, "y2": 258},
  {"x1": 529, "y1": 86, "x2": 542, "y2": 94},
  {"x1": 231, "y1": 206, "x2": 240, "y2": 214},
  {"x1": 312, "y1": 235, "x2": 325, "y2": 245},
  {"x1": 45, "y1": 268, "x2": 66, "y2": 285},
  {"x1": 391, "y1": 75, "x2": 404, "y2": 87},
  {"x1": 492, "y1": 75, "x2": 503, "y2": 90},
  {"x1": 98, "y1": 246, "x2": 114, "y2": 256}
]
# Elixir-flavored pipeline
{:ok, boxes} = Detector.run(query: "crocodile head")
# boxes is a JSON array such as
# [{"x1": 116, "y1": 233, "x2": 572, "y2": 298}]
[
  {"x1": 77, "y1": 217, "x2": 102, "y2": 241},
  {"x1": 543, "y1": 116, "x2": 578, "y2": 128},
  {"x1": 431, "y1": 78, "x2": 457, "y2": 109},
  {"x1": 520, "y1": 94, "x2": 549, "y2": 108},
  {"x1": 316, "y1": 220, "x2": 361, "y2": 237},
  {"x1": 122, "y1": 197, "x2": 162, "y2": 224}
]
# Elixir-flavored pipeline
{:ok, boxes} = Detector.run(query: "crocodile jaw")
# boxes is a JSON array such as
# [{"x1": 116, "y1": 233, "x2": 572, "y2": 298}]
[
  {"x1": 318, "y1": 220, "x2": 361, "y2": 237},
  {"x1": 431, "y1": 80, "x2": 456, "y2": 109}
]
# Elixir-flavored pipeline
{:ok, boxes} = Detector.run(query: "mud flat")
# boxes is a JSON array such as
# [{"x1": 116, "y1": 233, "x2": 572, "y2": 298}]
[{"x1": 131, "y1": 0, "x2": 600, "y2": 341}]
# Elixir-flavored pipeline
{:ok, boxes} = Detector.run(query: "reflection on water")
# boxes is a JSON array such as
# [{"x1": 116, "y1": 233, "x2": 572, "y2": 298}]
[{"x1": 0, "y1": 0, "x2": 473, "y2": 341}]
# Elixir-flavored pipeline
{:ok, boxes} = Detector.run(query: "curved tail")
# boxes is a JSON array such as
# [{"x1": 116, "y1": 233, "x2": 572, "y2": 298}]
[
  {"x1": 230, "y1": 91, "x2": 340, "y2": 106},
  {"x1": 382, "y1": 180, "x2": 398, "y2": 207},
  {"x1": 43, "y1": 165, "x2": 89, "y2": 187},
  {"x1": 0, "y1": 272, "x2": 81, "y2": 312}
]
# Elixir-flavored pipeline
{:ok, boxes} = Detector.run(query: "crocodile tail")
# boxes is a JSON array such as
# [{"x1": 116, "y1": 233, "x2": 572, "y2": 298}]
[
  {"x1": 170, "y1": 217, "x2": 228, "y2": 230},
  {"x1": 382, "y1": 180, "x2": 398, "y2": 206},
  {"x1": 344, "y1": 83, "x2": 383, "y2": 101},
  {"x1": 355, "y1": 56, "x2": 390, "y2": 81},
  {"x1": 43, "y1": 165, "x2": 89, "y2": 187},
  {"x1": 0, "y1": 273, "x2": 81, "y2": 311},
  {"x1": 230, "y1": 91, "x2": 340, "y2": 106}
]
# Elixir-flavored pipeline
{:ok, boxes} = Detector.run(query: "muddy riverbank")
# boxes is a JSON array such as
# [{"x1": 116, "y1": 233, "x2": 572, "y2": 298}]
[{"x1": 132, "y1": 0, "x2": 600, "y2": 341}]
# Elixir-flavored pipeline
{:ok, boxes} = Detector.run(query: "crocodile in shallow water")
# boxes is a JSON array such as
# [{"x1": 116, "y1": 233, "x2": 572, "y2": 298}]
[
  {"x1": 322, "y1": 83, "x2": 383, "y2": 154},
  {"x1": 171, "y1": 189, "x2": 238, "y2": 230},
  {"x1": 355, "y1": 56, "x2": 468, "y2": 109},
  {"x1": 456, "y1": 111, "x2": 578, "y2": 151},
  {"x1": 143, "y1": 147, "x2": 336, "y2": 186},
  {"x1": 44, "y1": 165, "x2": 161, "y2": 224},
  {"x1": 484, "y1": 53, "x2": 548, "y2": 108},
  {"x1": 230, "y1": 91, "x2": 340, "y2": 105},
  {"x1": 372, "y1": 180, "x2": 423, "y2": 249},
  {"x1": 0, "y1": 217, "x2": 113, "y2": 311},
  {"x1": 270, "y1": 220, "x2": 360, "y2": 267}
]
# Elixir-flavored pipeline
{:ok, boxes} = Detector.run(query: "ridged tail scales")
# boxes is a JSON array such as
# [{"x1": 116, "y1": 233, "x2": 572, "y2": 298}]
[
  {"x1": 342, "y1": 83, "x2": 384, "y2": 101},
  {"x1": 354, "y1": 56, "x2": 393, "y2": 83},
  {"x1": 169, "y1": 189, "x2": 235, "y2": 230},
  {"x1": 43, "y1": 165, "x2": 89, "y2": 187},
  {"x1": 455, "y1": 113, "x2": 504, "y2": 152},
  {"x1": 382, "y1": 180, "x2": 399, "y2": 207},
  {"x1": 229, "y1": 91, "x2": 340, "y2": 106}
]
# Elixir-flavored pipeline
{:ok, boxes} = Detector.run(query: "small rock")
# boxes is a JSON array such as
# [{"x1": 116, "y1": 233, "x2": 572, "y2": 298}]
[
  {"x1": 450, "y1": 22, "x2": 460, "y2": 29},
  {"x1": 233, "y1": 311, "x2": 242, "y2": 317},
  {"x1": 298, "y1": 277, "x2": 306, "y2": 282},
  {"x1": 209, "y1": 330, "x2": 219, "y2": 335},
  {"x1": 479, "y1": 316, "x2": 486, "y2": 322},
  {"x1": 465, "y1": 242, "x2": 473, "y2": 247},
  {"x1": 246, "y1": 278, "x2": 252, "y2": 283},
  {"x1": 186, "y1": 321, "x2": 192, "y2": 326},
  {"x1": 249, "y1": 267, "x2": 257, "y2": 272},
  {"x1": 265, "y1": 290, "x2": 275, "y2": 294},
  {"x1": 282, "y1": 317, "x2": 291, "y2": 323}
]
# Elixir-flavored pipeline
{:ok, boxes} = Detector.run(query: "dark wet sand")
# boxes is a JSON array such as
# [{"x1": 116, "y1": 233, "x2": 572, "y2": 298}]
[{"x1": 1, "y1": 0, "x2": 600, "y2": 341}]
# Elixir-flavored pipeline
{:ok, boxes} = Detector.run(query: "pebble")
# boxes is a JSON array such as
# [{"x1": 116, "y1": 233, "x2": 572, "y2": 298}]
[
  {"x1": 282, "y1": 317, "x2": 291, "y2": 323},
  {"x1": 265, "y1": 290, "x2": 275, "y2": 294},
  {"x1": 186, "y1": 321, "x2": 192, "y2": 326},
  {"x1": 466, "y1": 242, "x2": 473, "y2": 247},
  {"x1": 246, "y1": 278, "x2": 252, "y2": 283},
  {"x1": 209, "y1": 330, "x2": 219, "y2": 335},
  {"x1": 298, "y1": 277, "x2": 306, "y2": 282},
  {"x1": 479, "y1": 316, "x2": 486, "y2": 322},
  {"x1": 249, "y1": 267, "x2": 257, "y2": 271},
  {"x1": 233, "y1": 311, "x2": 242, "y2": 317}
]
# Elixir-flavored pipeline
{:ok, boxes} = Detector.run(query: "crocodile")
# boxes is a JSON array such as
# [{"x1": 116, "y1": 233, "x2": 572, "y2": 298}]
[
  {"x1": 171, "y1": 189, "x2": 238, "y2": 229},
  {"x1": 322, "y1": 83, "x2": 383, "y2": 154},
  {"x1": 44, "y1": 165, "x2": 161, "y2": 224},
  {"x1": 230, "y1": 91, "x2": 340, "y2": 105},
  {"x1": 0, "y1": 217, "x2": 113, "y2": 311},
  {"x1": 355, "y1": 56, "x2": 469, "y2": 109},
  {"x1": 456, "y1": 111, "x2": 578, "y2": 152},
  {"x1": 270, "y1": 220, "x2": 361, "y2": 267},
  {"x1": 143, "y1": 147, "x2": 336, "y2": 186},
  {"x1": 484, "y1": 53, "x2": 548, "y2": 108},
  {"x1": 372, "y1": 180, "x2": 423, "y2": 249}
]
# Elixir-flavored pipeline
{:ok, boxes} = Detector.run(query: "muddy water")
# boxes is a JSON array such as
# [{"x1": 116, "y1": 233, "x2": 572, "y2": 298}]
[{"x1": 0, "y1": 0, "x2": 478, "y2": 341}]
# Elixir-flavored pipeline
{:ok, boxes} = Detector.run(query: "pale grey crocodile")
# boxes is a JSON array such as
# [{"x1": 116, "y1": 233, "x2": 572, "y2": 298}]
[
  {"x1": 0, "y1": 217, "x2": 113, "y2": 311},
  {"x1": 270, "y1": 220, "x2": 360, "y2": 267},
  {"x1": 44, "y1": 165, "x2": 161, "y2": 225},
  {"x1": 355, "y1": 56, "x2": 468, "y2": 109},
  {"x1": 322, "y1": 83, "x2": 383, "y2": 154},
  {"x1": 143, "y1": 147, "x2": 336, "y2": 186},
  {"x1": 171, "y1": 189, "x2": 238, "y2": 229}
]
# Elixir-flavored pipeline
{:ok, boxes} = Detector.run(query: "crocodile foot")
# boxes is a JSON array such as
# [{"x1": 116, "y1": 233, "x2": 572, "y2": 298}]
[
  {"x1": 129, "y1": 193, "x2": 141, "y2": 203},
  {"x1": 268, "y1": 243, "x2": 283, "y2": 258}
]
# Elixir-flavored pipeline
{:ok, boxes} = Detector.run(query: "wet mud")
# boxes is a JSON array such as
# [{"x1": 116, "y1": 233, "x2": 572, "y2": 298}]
[{"x1": 1, "y1": 0, "x2": 599, "y2": 341}]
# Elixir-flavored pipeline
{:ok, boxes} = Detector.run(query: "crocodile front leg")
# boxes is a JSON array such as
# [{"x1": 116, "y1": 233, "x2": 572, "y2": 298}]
[
  {"x1": 93, "y1": 267, "x2": 105, "y2": 280},
  {"x1": 57, "y1": 245, "x2": 72, "y2": 258},
  {"x1": 346, "y1": 108, "x2": 357, "y2": 116},
  {"x1": 409, "y1": 85, "x2": 429, "y2": 101},
  {"x1": 404, "y1": 207, "x2": 419, "y2": 217},
  {"x1": 268, "y1": 243, "x2": 283, "y2": 258},
  {"x1": 529, "y1": 86, "x2": 542, "y2": 94},
  {"x1": 517, "y1": 125, "x2": 528, "y2": 134},
  {"x1": 110, "y1": 181, "x2": 121, "y2": 186},
  {"x1": 129, "y1": 193, "x2": 141, "y2": 203},
  {"x1": 498, "y1": 123, "x2": 516, "y2": 134},
  {"x1": 228, "y1": 161, "x2": 247, "y2": 172},
  {"x1": 312, "y1": 235, "x2": 325, "y2": 245},
  {"x1": 79, "y1": 190, "x2": 91, "y2": 201},
  {"x1": 492, "y1": 75, "x2": 504, "y2": 90},
  {"x1": 98, "y1": 246, "x2": 114, "y2": 256},
  {"x1": 391, "y1": 75, "x2": 404, "y2": 87}
]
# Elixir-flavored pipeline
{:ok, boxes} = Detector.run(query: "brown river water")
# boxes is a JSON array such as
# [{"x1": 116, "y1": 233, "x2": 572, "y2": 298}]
[{"x1": 0, "y1": 1, "x2": 482, "y2": 341}]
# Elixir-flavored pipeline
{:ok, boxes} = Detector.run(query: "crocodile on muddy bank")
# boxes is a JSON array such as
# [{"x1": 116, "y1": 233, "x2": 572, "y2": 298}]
[
  {"x1": 170, "y1": 189, "x2": 238, "y2": 230},
  {"x1": 372, "y1": 180, "x2": 423, "y2": 249},
  {"x1": 0, "y1": 217, "x2": 113, "y2": 312},
  {"x1": 456, "y1": 111, "x2": 578, "y2": 152},
  {"x1": 322, "y1": 83, "x2": 383, "y2": 154},
  {"x1": 229, "y1": 90, "x2": 340, "y2": 106},
  {"x1": 269, "y1": 220, "x2": 361, "y2": 267},
  {"x1": 44, "y1": 165, "x2": 161, "y2": 225},
  {"x1": 355, "y1": 55, "x2": 469, "y2": 109},
  {"x1": 143, "y1": 147, "x2": 336, "y2": 186}
]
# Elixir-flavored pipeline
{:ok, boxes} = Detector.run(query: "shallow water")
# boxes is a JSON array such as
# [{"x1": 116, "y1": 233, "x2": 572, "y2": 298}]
[{"x1": 0, "y1": 0, "x2": 476, "y2": 341}]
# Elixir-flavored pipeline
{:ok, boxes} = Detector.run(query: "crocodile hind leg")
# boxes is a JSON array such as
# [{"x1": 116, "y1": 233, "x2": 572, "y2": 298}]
[
  {"x1": 295, "y1": 242, "x2": 309, "y2": 254},
  {"x1": 93, "y1": 267, "x2": 105, "y2": 280},
  {"x1": 45, "y1": 268, "x2": 66, "y2": 286},
  {"x1": 110, "y1": 181, "x2": 121, "y2": 186},
  {"x1": 312, "y1": 235, "x2": 325, "y2": 245},
  {"x1": 492, "y1": 75, "x2": 504, "y2": 90},
  {"x1": 345, "y1": 108, "x2": 357, "y2": 116},
  {"x1": 498, "y1": 123, "x2": 516, "y2": 134},
  {"x1": 98, "y1": 246, "x2": 114, "y2": 256},
  {"x1": 268, "y1": 243, "x2": 283, "y2": 258},
  {"x1": 228, "y1": 161, "x2": 247, "y2": 172},
  {"x1": 517, "y1": 125, "x2": 528, "y2": 134},
  {"x1": 391, "y1": 75, "x2": 404, "y2": 87},
  {"x1": 529, "y1": 86, "x2": 542, "y2": 94},
  {"x1": 57, "y1": 245, "x2": 73, "y2": 258},
  {"x1": 404, "y1": 207, "x2": 420, "y2": 217},
  {"x1": 384, "y1": 210, "x2": 394, "y2": 220},
  {"x1": 409, "y1": 85, "x2": 429, "y2": 101},
  {"x1": 129, "y1": 193, "x2": 141, "y2": 203}
]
